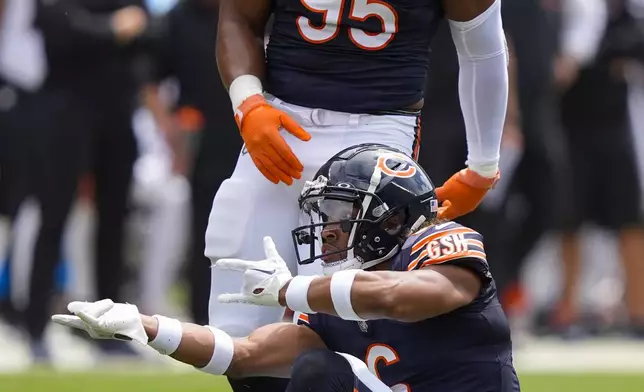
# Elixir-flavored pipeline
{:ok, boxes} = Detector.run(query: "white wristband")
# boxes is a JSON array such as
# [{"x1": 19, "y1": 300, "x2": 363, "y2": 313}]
[
  {"x1": 229, "y1": 74, "x2": 263, "y2": 110},
  {"x1": 285, "y1": 275, "x2": 317, "y2": 314},
  {"x1": 198, "y1": 326, "x2": 235, "y2": 375},
  {"x1": 330, "y1": 270, "x2": 366, "y2": 321},
  {"x1": 148, "y1": 315, "x2": 183, "y2": 355},
  {"x1": 467, "y1": 161, "x2": 499, "y2": 178}
]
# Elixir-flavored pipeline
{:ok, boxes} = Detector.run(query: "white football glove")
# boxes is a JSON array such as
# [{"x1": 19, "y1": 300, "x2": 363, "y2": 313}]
[
  {"x1": 215, "y1": 236, "x2": 292, "y2": 307},
  {"x1": 51, "y1": 299, "x2": 148, "y2": 345}
]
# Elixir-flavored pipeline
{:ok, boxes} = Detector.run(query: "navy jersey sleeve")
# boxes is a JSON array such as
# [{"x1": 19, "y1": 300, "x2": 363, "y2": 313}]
[
  {"x1": 406, "y1": 222, "x2": 492, "y2": 285},
  {"x1": 293, "y1": 311, "x2": 327, "y2": 340}
]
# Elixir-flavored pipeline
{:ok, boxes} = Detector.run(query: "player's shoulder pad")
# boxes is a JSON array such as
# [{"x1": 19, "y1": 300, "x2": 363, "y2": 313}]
[{"x1": 406, "y1": 221, "x2": 486, "y2": 271}]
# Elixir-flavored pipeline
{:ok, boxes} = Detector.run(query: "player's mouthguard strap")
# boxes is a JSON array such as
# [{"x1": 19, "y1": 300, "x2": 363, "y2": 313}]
[
  {"x1": 148, "y1": 315, "x2": 183, "y2": 355},
  {"x1": 199, "y1": 326, "x2": 235, "y2": 375},
  {"x1": 330, "y1": 270, "x2": 367, "y2": 321},
  {"x1": 285, "y1": 275, "x2": 317, "y2": 314}
]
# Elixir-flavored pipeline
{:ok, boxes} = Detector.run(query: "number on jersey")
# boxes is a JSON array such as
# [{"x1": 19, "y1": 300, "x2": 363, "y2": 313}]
[
  {"x1": 365, "y1": 344, "x2": 411, "y2": 391},
  {"x1": 297, "y1": 0, "x2": 398, "y2": 50}
]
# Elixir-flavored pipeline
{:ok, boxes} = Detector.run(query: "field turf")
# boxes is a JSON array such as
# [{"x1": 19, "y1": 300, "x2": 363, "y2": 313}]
[{"x1": 1, "y1": 371, "x2": 643, "y2": 392}]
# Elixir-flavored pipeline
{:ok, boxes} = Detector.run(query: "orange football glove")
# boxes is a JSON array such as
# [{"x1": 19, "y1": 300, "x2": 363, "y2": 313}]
[
  {"x1": 235, "y1": 94, "x2": 311, "y2": 185},
  {"x1": 435, "y1": 168, "x2": 500, "y2": 220}
]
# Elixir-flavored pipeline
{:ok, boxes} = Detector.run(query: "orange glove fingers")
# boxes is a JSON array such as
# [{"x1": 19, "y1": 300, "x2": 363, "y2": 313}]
[
  {"x1": 237, "y1": 97, "x2": 309, "y2": 185},
  {"x1": 251, "y1": 155, "x2": 280, "y2": 185},
  {"x1": 258, "y1": 151, "x2": 294, "y2": 185},
  {"x1": 434, "y1": 167, "x2": 500, "y2": 220},
  {"x1": 280, "y1": 114, "x2": 311, "y2": 142},
  {"x1": 437, "y1": 200, "x2": 452, "y2": 220},
  {"x1": 269, "y1": 130, "x2": 305, "y2": 173},
  {"x1": 265, "y1": 142, "x2": 303, "y2": 180},
  {"x1": 435, "y1": 185, "x2": 448, "y2": 202},
  {"x1": 437, "y1": 198, "x2": 484, "y2": 220},
  {"x1": 436, "y1": 188, "x2": 488, "y2": 220}
]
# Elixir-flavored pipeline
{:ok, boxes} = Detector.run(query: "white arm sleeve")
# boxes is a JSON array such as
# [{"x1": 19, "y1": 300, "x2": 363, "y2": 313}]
[
  {"x1": 560, "y1": 0, "x2": 608, "y2": 66},
  {"x1": 449, "y1": 0, "x2": 508, "y2": 177}
]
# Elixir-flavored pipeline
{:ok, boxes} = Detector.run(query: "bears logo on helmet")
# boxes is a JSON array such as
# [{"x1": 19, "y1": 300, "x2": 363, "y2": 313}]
[{"x1": 376, "y1": 152, "x2": 417, "y2": 178}]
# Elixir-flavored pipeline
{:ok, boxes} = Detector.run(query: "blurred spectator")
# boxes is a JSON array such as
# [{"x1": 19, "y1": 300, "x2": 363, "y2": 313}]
[
  {"x1": 484, "y1": 0, "x2": 577, "y2": 323},
  {"x1": 128, "y1": 104, "x2": 191, "y2": 319},
  {"x1": 22, "y1": 0, "x2": 149, "y2": 361},
  {"x1": 0, "y1": 0, "x2": 47, "y2": 324},
  {"x1": 555, "y1": 0, "x2": 644, "y2": 336},
  {"x1": 142, "y1": 0, "x2": 240, "y2": 325}
]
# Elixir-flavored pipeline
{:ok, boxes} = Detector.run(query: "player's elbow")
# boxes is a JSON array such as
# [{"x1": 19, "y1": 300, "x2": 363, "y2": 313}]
[
  {"x1": 375, "y1": 280, "x2": 427, "y2": 322},
  {"x1": 383, "y1": 284, "x2": 458, "y2": 323},
  {"x1": 223, "y1": 343, "x2": 253, "y2": 379}
]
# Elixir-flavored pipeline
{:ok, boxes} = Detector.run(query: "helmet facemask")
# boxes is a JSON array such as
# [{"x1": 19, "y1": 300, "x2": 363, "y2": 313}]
[{"x1": 292, "y1": 176, "x2": 411, "y2": 275}]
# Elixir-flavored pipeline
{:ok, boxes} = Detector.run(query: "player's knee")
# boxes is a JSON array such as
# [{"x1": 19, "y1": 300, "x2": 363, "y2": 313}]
[
  {"x1": 228, "y1": 376, "x2": 290, "y2": 392},
  {"x1": 289, "y1": 349, "x2": 347, "y2": 385}
]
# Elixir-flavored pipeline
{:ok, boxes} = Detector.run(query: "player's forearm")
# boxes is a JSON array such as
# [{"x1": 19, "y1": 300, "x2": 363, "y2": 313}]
[
  {"x1": 141, "y1": 316, "x2": 320, "y2": 379},
  {"x1": 141, "y1": 315, "x2": 217, "y2": 368},
  {"x1": 280, "y1": 271, "x2": 389, "y2": 318},
  {"x1": 216, "y1": 1, "x2": 270, "y2": 88},
  {"x1": 230, "y1": 322, "x2": 326, "y2": 378},
  {"x1": 280, "y1": 270, "x2": 452, "y2": 322},
  {"x1": 448, "y1": 0, "x2": 508, "y2": 178}
]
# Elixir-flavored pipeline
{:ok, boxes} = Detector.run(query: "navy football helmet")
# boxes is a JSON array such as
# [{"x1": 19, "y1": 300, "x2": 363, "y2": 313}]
[{"x1": 292, "y1": 144, "x2": 438, "y2": 275}]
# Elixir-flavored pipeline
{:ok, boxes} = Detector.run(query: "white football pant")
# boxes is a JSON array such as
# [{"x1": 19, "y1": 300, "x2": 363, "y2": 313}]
[{"x1": 205, "y1": 94, "x2": 420, "y2": 336}]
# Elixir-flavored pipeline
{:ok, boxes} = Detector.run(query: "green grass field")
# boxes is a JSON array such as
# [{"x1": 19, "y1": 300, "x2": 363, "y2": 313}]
[{"x1": 1, "y1": 371, "x2": 643, "y2": 392}]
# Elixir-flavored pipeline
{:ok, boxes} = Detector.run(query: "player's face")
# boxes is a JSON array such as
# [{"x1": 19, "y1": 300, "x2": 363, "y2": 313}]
[
  {"x1": 320, "y1": 221, "x2": 351, "y2": 262},
  {"x1": 296, "y1": 197, "x2": 360, "y2": 264},
  {"x1": 319, "y1": 199, "x2": 358, "y2": 262}
]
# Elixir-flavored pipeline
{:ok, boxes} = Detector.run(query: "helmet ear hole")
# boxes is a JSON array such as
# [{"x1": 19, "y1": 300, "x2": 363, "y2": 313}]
[{"x1": 380, "y1": 210, "x2": 406, "y2": 235}]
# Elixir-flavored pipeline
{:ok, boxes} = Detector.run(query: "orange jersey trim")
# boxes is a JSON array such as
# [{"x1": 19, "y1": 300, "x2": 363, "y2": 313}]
[
  {"x1": 468, "y1": 239, "x2": 484, "y2": 249},
  {"x1": 418, "y1": 250, "x2": 487, "y2": 269},
  {"x1": 410, "y1": 227, "x2": 477, "y2": 255},
  {"x1": 297, "y1": 313, "x2": 310, "y2": 324},
  {"x1": 408, "y1": 249, "x2": 429, "y2": 270}
]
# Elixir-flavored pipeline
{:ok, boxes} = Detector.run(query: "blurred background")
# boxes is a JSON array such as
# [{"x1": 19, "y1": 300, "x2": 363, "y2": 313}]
[{"x1": 1, "y1": 0, "x2": 644, "y2": 391}]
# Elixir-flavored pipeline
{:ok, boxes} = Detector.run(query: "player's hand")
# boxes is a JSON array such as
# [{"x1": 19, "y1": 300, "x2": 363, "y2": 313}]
[
  {"x1": 236, "y1": 95, "x2": 311, "y2": 186},
  {"x1": 51, "y1": 299, "x2": 148, "y2": 345},
  {"x1": 436, "y1": 168, "x2": 499, "y2": 220},
  {"x1": 215, "y1": 236, "x2": 293, "y2": 307}
]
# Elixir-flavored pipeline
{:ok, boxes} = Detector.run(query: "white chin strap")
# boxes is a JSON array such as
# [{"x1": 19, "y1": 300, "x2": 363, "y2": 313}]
[
  {"x1": 321, "y1": 245, "x2": 400, "y2": 276},
  {"x1": 322, "y1": 257, "x2": 362, "y2": 276}
]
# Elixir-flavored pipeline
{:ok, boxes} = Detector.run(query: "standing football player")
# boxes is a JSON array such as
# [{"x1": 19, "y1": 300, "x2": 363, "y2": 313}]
[
  {"x1": 53, "y1": 144, "x2": 520, "y2": 392},
  {"x1": 210, "y1": 0, "x2": 508, "y2": 390}
]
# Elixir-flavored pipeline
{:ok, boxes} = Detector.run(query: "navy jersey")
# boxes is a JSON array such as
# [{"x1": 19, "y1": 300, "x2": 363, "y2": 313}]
[
  {"x1": 296, "y1": 222, "x2": 520, "y2": 392},
  {"x1": 266, "y1": 0, "x2": 444, "y2": 113}
]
